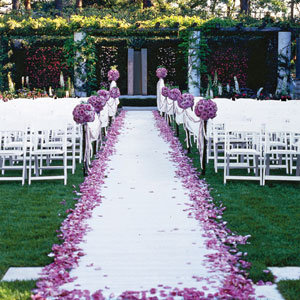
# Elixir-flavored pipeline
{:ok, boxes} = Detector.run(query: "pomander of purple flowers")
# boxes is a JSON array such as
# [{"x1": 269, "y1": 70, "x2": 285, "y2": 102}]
[
  {"x1": 97, "y1": 89, "x2": 110, "y2": 102},
  {"x1": 88, "y1": 96, "x2": 106, "y2": 114},
  {"x1": 110, "y1": 87, "x2": 120, "y2": 99},
  {"x1": 156, "y1": 67, "x2": 168, "y2": 79},
  {"x1": 177, "y1": 93, "x2": 194, "y2": 109},
  {"x1": 161, "y1": 86, "x2": 169, "y2": 98},
  {"x1": 108, "y1": 69, "x2": 120, "y2": 82},
  {"x1": 168, "y1": 88, "x2": 181, "y2": 101},
  {"x1": 73, "y1": 103, "x2": 95, "y2": 124},
  {"x1": 195, "y1": 99, "x2": 218, "y2": 121}
]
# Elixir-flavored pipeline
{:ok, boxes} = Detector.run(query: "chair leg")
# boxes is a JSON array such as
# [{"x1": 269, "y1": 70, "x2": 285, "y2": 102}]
[
  {"x1": 72, "y1": 145, "x2": 76, "y2": 175},
  {"x1": 224, "y1": 154, "x2": 229, "y2": 184},
  {"x1": 34, "y1": 155, "x2": 39, "y2": 176},
  {"x1": 266, "y1": 154, "x2": 270, "y2": 175},
  {"x1": 214, "y1": 145, "x2": 218, "y2": 173},
  {"x1": 64, "y1": 153, "x2": 67, "y2": 185},
  {"x1": 255, "y1": 155, "x2": 259, "y2": 177},
  {"x1": 0, "y1": 157, "x2": 3, "y2": 175},
  {"x1": 28, "y1": 156, "x2": 32, "y2": 185},
  {"x1": 22, "y1": 156, "x2": 26, "y2": 186},
  {"x1": 260, "y1": 156, "x2": 264, "y2": 186},
  {"x1": 296, "y1": 155, "x2": 300, "y2": 177}
]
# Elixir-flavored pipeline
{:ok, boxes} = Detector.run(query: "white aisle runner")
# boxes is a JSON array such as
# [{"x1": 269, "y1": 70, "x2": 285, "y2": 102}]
[{"x1": 64, "y1": 111, "x2": 224, "y2": 297}]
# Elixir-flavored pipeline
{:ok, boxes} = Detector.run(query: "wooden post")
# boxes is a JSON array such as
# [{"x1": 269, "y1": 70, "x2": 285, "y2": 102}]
[
  {"x1": 175, "y1": 123, "x2": 179, "y2": 137},
  {"x1": 187, "y1": 130, "x2": 191, "y2": 153},
  {"x1": 82, "y1": 124, "x2": 88, "y2": 177},
  {"x1": 201, "y1": 121, "x2": 207, "y2": 175}
]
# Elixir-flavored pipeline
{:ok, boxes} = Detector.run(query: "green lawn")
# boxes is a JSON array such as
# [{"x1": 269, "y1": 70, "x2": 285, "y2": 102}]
[
  {"x1": 0, "y1": 161, "x2": 84, "y2": 299},
  {"x1": 0, "y1": 281, "x2": 35, "y2": 300},
  {"x1": 277, "y1": 280, "x2": 300, "y2": 300},
  {"x1": 174, "y1": 121, "x2": 300, "y2": 294}
]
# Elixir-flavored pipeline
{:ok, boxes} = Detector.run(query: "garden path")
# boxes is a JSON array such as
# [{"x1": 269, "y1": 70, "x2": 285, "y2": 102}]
[
  {"x1": 60, "y1": 110, "x2": 284, "y2": 299},
  {"x1": 63, "y1": 111, "x2": 225, "y2": 298}
]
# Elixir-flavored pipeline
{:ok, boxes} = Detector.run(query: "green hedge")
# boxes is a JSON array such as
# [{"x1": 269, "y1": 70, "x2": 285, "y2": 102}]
[{"x1": 0, "y1": 15, "x2": 299, "y2": 37}]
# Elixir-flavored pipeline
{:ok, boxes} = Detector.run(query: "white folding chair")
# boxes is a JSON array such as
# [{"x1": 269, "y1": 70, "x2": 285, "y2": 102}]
[
  {"x1": 263, "y1": 130, "x2": 300, "y2": 184},
  {"x1": 0, "y1": 129, "x2": 27, "y2": 185},
  {"x1": 290, "y1": 133, "x2": 300, "y2": 176},
  {"x1": 224, "y1": 127, "x2": 263, "y2": 185},
  {"x1": 28, "y1": 124, "x2": 68, "y2": 185}
]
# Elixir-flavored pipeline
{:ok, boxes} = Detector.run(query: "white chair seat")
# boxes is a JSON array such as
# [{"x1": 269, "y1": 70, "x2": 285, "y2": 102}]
[
  {"x1": 31, "y1": 149, "x2": 64, "y2": 155},
  {"x1": 227, "y1": 148, "x2": 260, "y2": 155},
  {"x1": 0, "y1": 150, "x2": 24, "y2": 156}
]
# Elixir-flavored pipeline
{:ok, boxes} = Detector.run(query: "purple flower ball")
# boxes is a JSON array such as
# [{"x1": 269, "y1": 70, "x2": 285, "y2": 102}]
[
  {"x1": 168, "y1": 88, "x2": 181, "y2": 101},
  {"x1": 73, "y1": 103, "x2": 95, "y2": 124},
  {"x1": 156, "y1": 68, "x2": 168, "y2": 79},
  {"x1": 97, "y1": 89, "x2": 110, "y2": 102},
  {"x1": 110, "y1": 87, "x2": 121, "y2": 99},
  {"x1": 177, "y1": 93, "x2": 194, "y2": 109},
  {"x1": 108, "y1": 69, "x2": 120, "y2": 81},
  {"x1": 161, "y1": 86, "x2": 169, "y2": 97},
  {"x1": 195, "y1": 99, "x2": 218, "y2": 121},
  {"x1": 88, "y1": 96, "x2": 106, "y2": 113}
]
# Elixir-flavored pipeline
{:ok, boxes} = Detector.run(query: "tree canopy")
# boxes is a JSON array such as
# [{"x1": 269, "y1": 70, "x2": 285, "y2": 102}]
[{"x1": 5, "y1": 0, "x2": 300, "y2": 20}]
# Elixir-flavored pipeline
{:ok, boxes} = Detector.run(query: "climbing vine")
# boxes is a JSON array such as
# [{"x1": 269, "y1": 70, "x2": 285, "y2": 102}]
[
  {"x1": 64, "y1": 34, "x2": 97, "y2": 96},
  {"x1": 0, "y1": 37, "x2": 12, "y2": 92}
]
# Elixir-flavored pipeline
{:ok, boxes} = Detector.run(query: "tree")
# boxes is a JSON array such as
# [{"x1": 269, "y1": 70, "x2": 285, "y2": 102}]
[
  {"x1": 12, "y1": 0, "x2": 20, "y2": 10},
  {"x1": 55, "y1": 0, "x2": 63, "y2": 12},
  {"x1": 25, "y1": 0, "x2": 31, "y2": 10},
  {"x1": 143, "y1": 0, "x2": 153, "y2": 7},
  {"x1": 240, "y1": 0, "x2": 250, "y2": 14},
  {"x1": 76, "y1": 0, "x2": 83, "y2": 9}
]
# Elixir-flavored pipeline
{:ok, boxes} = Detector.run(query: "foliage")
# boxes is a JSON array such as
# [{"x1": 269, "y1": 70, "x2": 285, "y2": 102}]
[
  {"x1": 0, "y1": 37, "x2": 13, "y2": 92},
  {"x1": 0, "y1": 161, "x2": 84, "y2": 280},
  {"x1": 25, "y1": 46, "x2": 69, "y2": 89},
  {"x1": 0, "y1": 14, "x2": 299, "y2": 37},
  {"x1": 64, "y1": 34, "x2": 97, "y2": 96},
  {"x1": 204, "y1": 46, "x2": 249, "y2": 88},
  {"x1": 0, "y1": 88, "x2": 49, "y2": 102}
]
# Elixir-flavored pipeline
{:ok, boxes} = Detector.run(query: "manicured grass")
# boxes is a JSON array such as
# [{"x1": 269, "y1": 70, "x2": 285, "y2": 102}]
[
  {"x1": 0, "y1": 281, "x2": 35, "y2": 300},
  {"x1": 0, "y1": 163, "x2": 84, "y2": 280},
  {"x1": 175, "y1": 122, "x2": 300, "y2": 283},
  {"x1": 277, "y1": 280, "x2": 300, "y2": 300}
]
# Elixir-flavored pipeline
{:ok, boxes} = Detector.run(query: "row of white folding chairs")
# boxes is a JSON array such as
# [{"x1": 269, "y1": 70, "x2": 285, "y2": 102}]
[
  {"x1": 207, "y1": 122, "x2": 300, "y2": 185},
  {"x1": 0, "y1": 123, "x2": 83, "y2": 185}
]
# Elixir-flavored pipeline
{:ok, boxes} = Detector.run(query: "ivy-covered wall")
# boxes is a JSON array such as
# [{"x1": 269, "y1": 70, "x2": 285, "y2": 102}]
[
  {"x1": 95, "y1": 39, "x2": 128, "y2": 95},
  {"x1": 203, "y1": 32, "x2": 278, "y2": 93},
  {"x1": 147, "y1": 39, "x2": 188, "y2": 94},
  {"x1": 0, "y1": 15, "x2": 296, "y2": 96}
]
